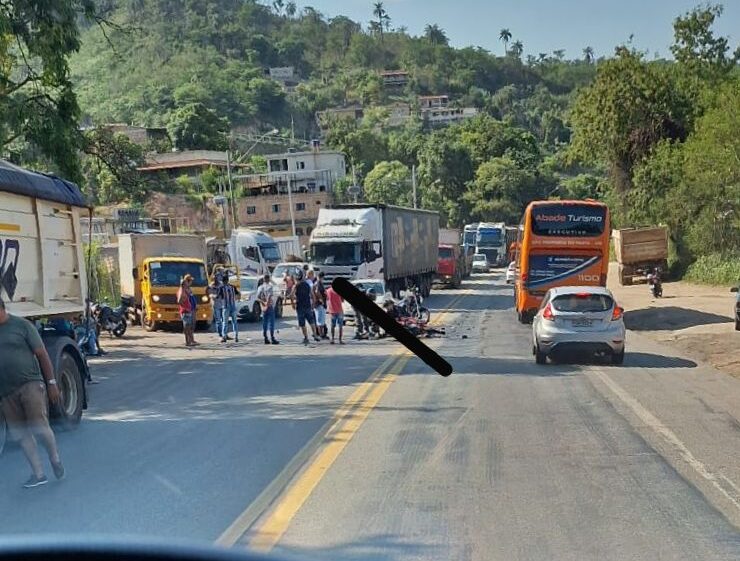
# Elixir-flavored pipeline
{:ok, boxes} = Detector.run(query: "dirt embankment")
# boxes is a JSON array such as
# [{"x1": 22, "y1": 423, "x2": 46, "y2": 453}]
[{"x1": 607, "y1": 263, "x2": 739, "y2": 377}]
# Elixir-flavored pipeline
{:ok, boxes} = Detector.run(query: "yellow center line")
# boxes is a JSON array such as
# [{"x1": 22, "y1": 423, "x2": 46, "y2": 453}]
[{"x1": 243, "y1": 289, "x2": 469, "y2": 552}]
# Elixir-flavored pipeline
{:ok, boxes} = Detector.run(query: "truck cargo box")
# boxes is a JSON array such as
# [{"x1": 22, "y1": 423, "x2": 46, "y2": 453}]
[
  {"x1": 382, "y1": 205, "x2": 439, "y2": 280},
  {"x1": 0, "y1": 162, "x2": 88, "y2": 319}
]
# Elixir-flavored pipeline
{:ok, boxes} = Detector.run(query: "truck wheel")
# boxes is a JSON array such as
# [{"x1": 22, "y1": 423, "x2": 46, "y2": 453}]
[
  {"x1": 0, "y1": 412, "x2": 6, "y2": 456},
  {"x1": 141, "y1": 306, "x2": 158, "y2": 332},
  {"x1": 54, "y1": 351, "x2": 84, "y2": 430}
]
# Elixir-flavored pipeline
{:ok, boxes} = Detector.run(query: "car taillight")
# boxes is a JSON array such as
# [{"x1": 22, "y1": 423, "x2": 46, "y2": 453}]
[
  {"x1": 521, "y1": 273, "x2": 528, "y2": 282},
  {"x1": 612, "y1": 305, "x2": 624, "y2": 321},
  {"x1": 542, "y1": 303, "x2": 554, "y2": 321}
]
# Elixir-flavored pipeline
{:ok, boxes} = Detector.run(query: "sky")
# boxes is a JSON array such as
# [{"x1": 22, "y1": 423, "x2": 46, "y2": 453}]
[{"x1": 292, "y1": 0, "x2": 740, "y2": 60}]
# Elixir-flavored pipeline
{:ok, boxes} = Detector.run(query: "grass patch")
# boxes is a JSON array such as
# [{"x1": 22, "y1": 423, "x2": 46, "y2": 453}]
[{"x1": 684, "y1": 254, "x2": 740, "y2": 285}]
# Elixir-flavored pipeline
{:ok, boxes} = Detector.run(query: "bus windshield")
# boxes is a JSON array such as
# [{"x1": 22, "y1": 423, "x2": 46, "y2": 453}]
[{"x1": 531, "y1": 204, "x2": 607, "y2": 237}]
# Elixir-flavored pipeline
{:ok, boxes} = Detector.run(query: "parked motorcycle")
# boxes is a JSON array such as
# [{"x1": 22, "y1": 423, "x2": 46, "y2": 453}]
[
  {"x1": 647, "y1": 268, "x2": 663, "y2": 298},
  {"x1": 93, "y1": 298, "x2": 129, "y2": 338}
]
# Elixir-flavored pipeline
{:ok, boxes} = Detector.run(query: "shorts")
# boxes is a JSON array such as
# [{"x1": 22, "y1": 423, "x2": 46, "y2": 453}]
[
  {"x1": 331, "y1": 313, "x2": 344, "y2": 328},
  {"x1": 315, "y1": 305, "x2": 327, "y2": 326},
  {"x1": 1, "y1": 381, "x2": 50, "y2": 441},
  {"x1": 297, "y1": 307, "x2": 315, "y2": 327},
  {"x1": 181, "y1": 311, "x2": 193, "y2": 327}
]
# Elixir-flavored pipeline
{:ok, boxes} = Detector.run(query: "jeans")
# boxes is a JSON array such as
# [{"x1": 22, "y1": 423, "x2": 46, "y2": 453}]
[
  {"x1": 213, "y1": 307, "x2": 225, "y2": 337},
  {"x1": 221, "y1": 305, "x2": 238, "y2": 339},
  {"x1": 314, "y1": 304, "x2": 326, "y2": 326},
  {"x1": 262, "y1": 305, "x2": 275, "y2": 338}
]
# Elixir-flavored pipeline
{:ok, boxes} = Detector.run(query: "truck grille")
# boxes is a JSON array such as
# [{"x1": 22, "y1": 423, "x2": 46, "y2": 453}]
[{"x1": 153, "y1": 294, "x2": 178, "y2": 305}]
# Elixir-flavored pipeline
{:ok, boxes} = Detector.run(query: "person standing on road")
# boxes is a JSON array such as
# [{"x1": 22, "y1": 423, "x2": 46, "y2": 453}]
[
  {"x1": 177, "y1": 275, "x2": 197, "y2": 347},
  {"x1": 209, "y1": 273, "x2": 225, "y2": 340},
  {"x1": 326, "y1": 283, "x2": 345, "y2": 344},
  {"x1": 313, "y1": 271, "x2": 329, "y2": 340},
  {"x1": 218, "y1": 274, "x2": 240, "y2": 343},
  {"x1": 0, "y1": 297, "x2": 65, "y2": 488},
  {"x1": 283, "y1": 270, "x2": 296, "y2": 307},
  {"x1": 293, "y1": 270, "x2": 319, "y2": 345},
  {"x1": 256, "y1": 273, "x2": 279, "y2": 345}
]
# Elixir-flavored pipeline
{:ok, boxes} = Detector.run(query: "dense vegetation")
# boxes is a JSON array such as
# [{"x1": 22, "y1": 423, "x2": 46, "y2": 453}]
[{"x1": 0, "y1": 1, "x2": 737, "y2": 280}]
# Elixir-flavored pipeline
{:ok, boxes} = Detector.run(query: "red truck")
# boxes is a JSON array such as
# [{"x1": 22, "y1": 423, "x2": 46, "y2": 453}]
[{"x1": 435, "y1": 243, "x2": 463, "y2": 288}]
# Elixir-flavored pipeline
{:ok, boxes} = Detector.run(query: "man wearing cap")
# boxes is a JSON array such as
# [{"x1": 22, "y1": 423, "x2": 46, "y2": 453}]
[{"x1": 0, "y1": 296, "x2": 66, "y2": 488}]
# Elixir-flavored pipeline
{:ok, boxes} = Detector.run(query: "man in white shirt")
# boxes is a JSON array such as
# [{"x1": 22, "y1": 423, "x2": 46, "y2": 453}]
[{"x1": 256, "y1": 273, "x2": 279, "y2": 345}]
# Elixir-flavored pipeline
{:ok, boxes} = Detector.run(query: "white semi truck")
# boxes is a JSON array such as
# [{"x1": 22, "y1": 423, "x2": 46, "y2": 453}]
[
  {"x1": 0, "y1": 161, "x2": 90, "y2": 453},
  {"x1": 308, "y1": 204, "x2": 439, "y2": 297},
  {"x1": 228, "y1": 228, "x2": 281, "y2": 275}
]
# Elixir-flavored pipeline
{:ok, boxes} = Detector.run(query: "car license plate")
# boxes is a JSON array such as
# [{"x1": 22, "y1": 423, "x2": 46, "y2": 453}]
[{"x1": 572, "y1": 318, "x2": 593, "y2": 327}]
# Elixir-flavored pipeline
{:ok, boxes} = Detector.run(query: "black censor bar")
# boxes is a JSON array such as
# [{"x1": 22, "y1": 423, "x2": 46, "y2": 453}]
[{"x1": 332, "y1": 277, "x2": 453, "y2": 377}]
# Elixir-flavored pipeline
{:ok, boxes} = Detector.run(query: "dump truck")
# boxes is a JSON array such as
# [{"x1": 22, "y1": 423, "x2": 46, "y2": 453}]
[
  {"x1": 308, "y1": 204, "x2": 439, "y2": 297},
  {"x1": 612, "y1": 226, "x2": 669, "y2": 285},
  {"x1": 119, "y1": 234, "x2": 211, "y2": 331},
  {"x1": 0, "y1": 161, "x2": 91, "y2": 453}
]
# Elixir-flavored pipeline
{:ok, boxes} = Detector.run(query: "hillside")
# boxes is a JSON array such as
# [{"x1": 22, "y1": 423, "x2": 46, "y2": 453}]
[{"x1": 71, "y1": 0, "x2": 595, "y2": 139}]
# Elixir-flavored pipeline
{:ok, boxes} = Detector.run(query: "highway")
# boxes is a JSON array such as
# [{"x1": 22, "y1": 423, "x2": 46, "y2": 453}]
[{"x1": 1, "y1": 271, "x2": 740, "y2": 560}]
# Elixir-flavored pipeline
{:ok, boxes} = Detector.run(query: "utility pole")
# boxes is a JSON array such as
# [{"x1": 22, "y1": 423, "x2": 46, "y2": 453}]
[
  {"x1": 286, "y1": 172, "x2": 296, "y2": 237},
  {"x1": 226, "y1": 150, "x2": 238, "y2": 231},
  {"x1": 412, "y1": 164, "x2": 417, "y2": 209}
]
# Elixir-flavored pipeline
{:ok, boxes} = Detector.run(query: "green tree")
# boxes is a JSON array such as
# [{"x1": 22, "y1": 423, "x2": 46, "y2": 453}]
[
  {"x1": 499, "y1": 28, "x2": 512, "y2": 54},
  {"x1": 583, "y1": 46, "x2": 594, "y2": 63},
  {"x1": 569, "y1": 48, "x2": 690, "y2": 196},
  {"x1": 82, "y1": 128, "x2": 147, "y2": 204},
  {"x1": 510, "y1": 40, "x2": 524, "y2": 58},
  {"x1": 372, "y1": 2, "x2": 390, "y2": 39},
  {"x1": 363, "y1": 160, "x2": 412, "y2": 205},
  {"x1": 424, "y1": 24, "x2": 448, "y2": 46},
  {"x1": 167, "y1": 102, "x2": 229, "y2": 151},
  {"x1": 0, "y1": 0, "x2": 99, "y2": 182}
]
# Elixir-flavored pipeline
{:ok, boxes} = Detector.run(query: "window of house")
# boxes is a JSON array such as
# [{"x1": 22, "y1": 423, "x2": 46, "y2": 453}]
[
  {"x1": 296, "y1": 202, "x2": 306, "y2": 211},
  {"x1": 246, "y1": 206, "x2": 256, "y2": 215},
  {"x1": 307, "y1": 181, "x2": 316, "y2": 192},
  {"x1": 281, "y1": 159, "x2": 288, "y2": 171},
  {"x1": 297, "y1": 161, "x2": 305, "y2": 170},
  {"x1": 296, "y1": 227, "x2": 304, "y2": 236},
  {"x1": 272, "y1": 204, "x2": 280, "y2": 213},
  {"x1": 268, "y1": 160, "x2": 281, "y2": 173},
  {"x1": 319, "y1": 185, "x2": 326, "y2": 192},
  {"x1": 316, "y1": 200, "x2": 322, "y2": 205}
]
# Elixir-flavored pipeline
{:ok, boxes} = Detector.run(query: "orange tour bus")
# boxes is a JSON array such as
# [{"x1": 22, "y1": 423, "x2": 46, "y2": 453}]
[{"x1": 515, "y1": 199, "x2": 610, "y2": 323}]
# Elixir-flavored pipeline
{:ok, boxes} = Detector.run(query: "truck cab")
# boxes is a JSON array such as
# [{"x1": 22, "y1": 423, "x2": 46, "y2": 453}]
[
  {"x1": 229, "y1": 229, "x2": 281, "y2": 276},
  {"x1": 137, "y1": 257, "x2": 210, "y2": 331},
  {"x1": 435, "y1": 244, "x2": 462, "y2": 288}
]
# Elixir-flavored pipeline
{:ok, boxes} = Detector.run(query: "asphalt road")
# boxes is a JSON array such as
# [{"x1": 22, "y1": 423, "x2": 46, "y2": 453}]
[{"x1": 2, "y1": 272, "x2": 740, "y2": 561}]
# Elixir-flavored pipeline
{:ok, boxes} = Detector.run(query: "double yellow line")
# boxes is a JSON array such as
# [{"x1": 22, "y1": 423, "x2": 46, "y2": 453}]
[{"x1": 217, "y1": 290, "x2": 469, "y2": 551}]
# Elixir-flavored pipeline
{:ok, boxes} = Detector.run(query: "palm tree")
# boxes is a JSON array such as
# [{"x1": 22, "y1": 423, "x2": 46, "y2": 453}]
[
  {"x1": 510, "y1": 40, "x2": 524, "y2": 58},
  {"x1": 424, "y1": 24, "x2": 449, "y2": 46},
  {"x1": 272, "y1": 0, "x2": 284, "y2": 16},
  {"x1": 372, "y1": 2, "x2": 390, "y2": 40},
  {"x1": 499, "y1": 28, "x2": 512, "y2": 54},
  {"x1": 538, "y1": 52, "x2": 548, "y2": 63},
  {"x1": 285, "y1": 1, "x2": 297, "y2": 17},
  {"x1": 552, "y1": 49, "x2": 565, "y2": 61},
  {"x1": 583, "y1": 46, "x2": 594, "y2": 63}
]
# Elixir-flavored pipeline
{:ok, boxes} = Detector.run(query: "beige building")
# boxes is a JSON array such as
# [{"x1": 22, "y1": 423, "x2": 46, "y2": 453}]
[{"x1": 232, "y1": 148, "x2": 346, "y2": 245}]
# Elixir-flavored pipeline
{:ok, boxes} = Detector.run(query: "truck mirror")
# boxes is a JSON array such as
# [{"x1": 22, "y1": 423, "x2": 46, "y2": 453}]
[{"x1": 132, "y1": 268, "x2": 138, "y2": 280}]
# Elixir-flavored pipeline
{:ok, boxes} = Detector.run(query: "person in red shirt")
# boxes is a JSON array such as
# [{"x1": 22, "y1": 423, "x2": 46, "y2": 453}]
[
  {"x1": 326, "y1": 284, "x2": 345, "y2": 344},
  {"x1": 177, "y1": 275, "x2": 197, "y2": 347}
]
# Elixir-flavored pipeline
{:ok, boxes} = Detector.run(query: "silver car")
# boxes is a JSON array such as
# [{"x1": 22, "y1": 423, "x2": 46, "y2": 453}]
[
  {"x1": 342, "y1": 279, "x2": 386, "y2": 322},
  {"x1": 532, "y1": 286, "x2": 626, "y2": 365}
]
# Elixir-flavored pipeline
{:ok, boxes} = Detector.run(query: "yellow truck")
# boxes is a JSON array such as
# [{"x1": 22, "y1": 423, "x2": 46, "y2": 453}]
[
  {"x1": 118, "y1": 234, "x2": 211, "y2": 331},
  {"x1": 612, "y1": 226, "x2": 669, "y2": 285}
]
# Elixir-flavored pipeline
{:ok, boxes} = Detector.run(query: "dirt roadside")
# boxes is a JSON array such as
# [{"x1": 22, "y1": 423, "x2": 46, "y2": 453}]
[{"x1": 607, "y1": 263, "x2": 739, "y2": 377}]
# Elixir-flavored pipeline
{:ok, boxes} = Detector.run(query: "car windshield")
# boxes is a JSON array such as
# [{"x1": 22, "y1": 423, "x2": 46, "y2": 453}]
[
  {"x1": 149, "y1": 261, "x2": 207, "y2": 287},
  {"x1": 552, "y1": 293, "x2": 614, "y2": 313},
  {"x1": 6, "y1": 1, "x2": 738, "y2": 558},
  {"x1": 258, "y1": 243, "x2": 281, "y2": 262},
  {"x1": 310, "y1": 242, "x2": 361, "y2": 265},
  {"x1": 240, "y1": 278, "x2": 259, "y2": 292}
]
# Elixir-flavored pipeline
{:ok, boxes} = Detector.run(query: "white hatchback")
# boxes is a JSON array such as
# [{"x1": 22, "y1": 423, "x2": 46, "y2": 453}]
[
  {"x1": 505, "y1": 261, "x2": 517, "y2": 284},
  {"x1": 532, "y1": 286, "x2": 626, "y2": 365}
]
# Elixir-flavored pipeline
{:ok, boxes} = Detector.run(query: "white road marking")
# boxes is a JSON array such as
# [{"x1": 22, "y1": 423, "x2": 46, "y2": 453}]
[{"x1": 590, "y1": 367, "x2": 740, "y2": 514}]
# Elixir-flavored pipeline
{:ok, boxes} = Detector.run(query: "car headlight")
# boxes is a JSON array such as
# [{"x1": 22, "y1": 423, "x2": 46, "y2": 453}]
[
  {"x1": 242, "y1": 292, "x2": 252, "y2": 301},
  {"x1": 152, "y1": 295, "x2": 160, "y2": 302},
  {"x1": 201, "y1": 295, "x2": 209, "y2": 303}
]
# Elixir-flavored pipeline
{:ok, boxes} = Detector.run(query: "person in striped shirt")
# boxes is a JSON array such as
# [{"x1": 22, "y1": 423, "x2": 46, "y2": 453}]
[{"x1": 218, "y1": 273, "x2": 240, "y2": 343}]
